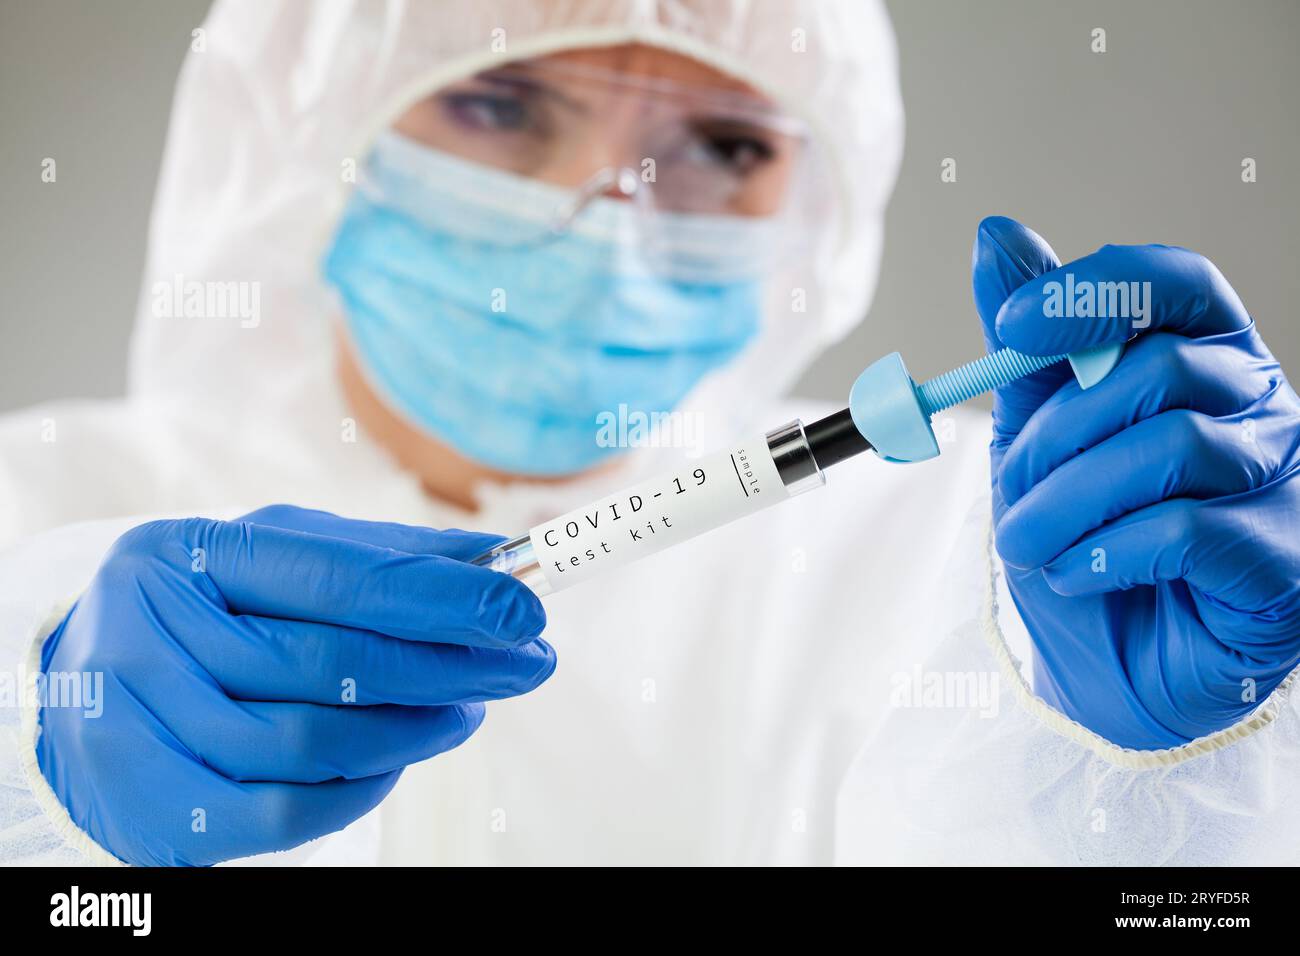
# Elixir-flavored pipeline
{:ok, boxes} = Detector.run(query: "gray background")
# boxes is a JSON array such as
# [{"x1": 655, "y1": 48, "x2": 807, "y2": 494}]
[{"x1": 1, "y1": 0, "x2": 1297, "y2": 411}]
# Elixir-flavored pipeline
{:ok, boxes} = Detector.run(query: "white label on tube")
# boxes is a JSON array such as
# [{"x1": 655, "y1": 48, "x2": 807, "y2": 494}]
[{"x1": 528, "y1": 435, "x2": 788, "y2": 592}]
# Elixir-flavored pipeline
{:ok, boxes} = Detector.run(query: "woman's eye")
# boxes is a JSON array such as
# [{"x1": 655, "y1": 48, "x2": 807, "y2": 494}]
[
  {"x1": 441, "y1": 92, "x2": 532, "y2": 132},
  {"x1": 693, "y1": 128, "x2": 777, "y2": 175}
]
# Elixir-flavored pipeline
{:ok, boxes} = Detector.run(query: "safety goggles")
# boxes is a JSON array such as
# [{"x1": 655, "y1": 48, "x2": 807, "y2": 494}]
[{"x1": 362, "y1": 56, "x2": 814, "y2": 252}]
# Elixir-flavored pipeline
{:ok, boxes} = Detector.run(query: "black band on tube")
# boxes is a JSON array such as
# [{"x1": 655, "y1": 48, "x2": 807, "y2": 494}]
[{"x1": 804, "y1": 408, "x2": 872, "y2": 470}]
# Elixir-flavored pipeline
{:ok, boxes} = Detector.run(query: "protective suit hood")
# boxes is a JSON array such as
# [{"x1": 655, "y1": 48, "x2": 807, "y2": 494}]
[{"x1": 129, "y1": 0, "x2": 904, "y2": 448}]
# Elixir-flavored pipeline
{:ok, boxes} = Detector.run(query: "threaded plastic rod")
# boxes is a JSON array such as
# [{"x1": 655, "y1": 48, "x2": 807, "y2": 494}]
[{"x1": 916, "y1": 348, "x2": 1066, "y2": 418}]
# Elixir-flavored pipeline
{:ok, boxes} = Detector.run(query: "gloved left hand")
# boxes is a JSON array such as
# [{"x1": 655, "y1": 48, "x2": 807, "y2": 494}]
[
  {"x1": 973, "y1": 216, "x2": 1300, "y2": 749},
  {"x1": 36, "y1": 504, "x2": 553, "y2": 866}
]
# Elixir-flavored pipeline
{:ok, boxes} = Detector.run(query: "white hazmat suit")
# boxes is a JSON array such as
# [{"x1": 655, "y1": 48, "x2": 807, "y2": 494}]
[{"x1": 3, "y1": 0, "x2": 1299, "y2": 866}]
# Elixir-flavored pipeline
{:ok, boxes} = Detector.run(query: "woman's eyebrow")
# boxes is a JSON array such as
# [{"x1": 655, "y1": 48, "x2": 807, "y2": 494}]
[
  {"x1": 690, "y1": 116, "x2": 775, "y2": 136},
  {"x1": 475, "y1": 71, "x2": 589, "y2": 116}
]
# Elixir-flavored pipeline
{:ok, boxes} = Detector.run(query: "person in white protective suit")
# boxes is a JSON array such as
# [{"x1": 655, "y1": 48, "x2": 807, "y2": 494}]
[{"x1": 3, "y1": 0, "x2": 1300, "y2": 867}]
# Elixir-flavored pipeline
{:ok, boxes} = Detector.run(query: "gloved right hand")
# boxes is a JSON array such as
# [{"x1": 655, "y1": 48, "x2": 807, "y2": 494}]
[
  {"x1": 35, "y1": 505, "x2": 553, "y2": 866},
  {"x1": 973, "y1": 216, "x2": 1300, "y2": 749}
]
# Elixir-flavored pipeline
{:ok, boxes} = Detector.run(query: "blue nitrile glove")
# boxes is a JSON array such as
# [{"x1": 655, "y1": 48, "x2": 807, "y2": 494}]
[
  {"x1": 974, "y1": 216, "x2": 1300, "y2": 749},
  {"x1": 36, "y1": 505, "x2": 553, "y2": 866}
]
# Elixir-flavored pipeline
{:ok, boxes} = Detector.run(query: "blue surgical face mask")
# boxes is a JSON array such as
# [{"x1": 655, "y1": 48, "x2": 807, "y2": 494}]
[{"x1": 321, "y1": 130, "x2": 768, "y2": 477}]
